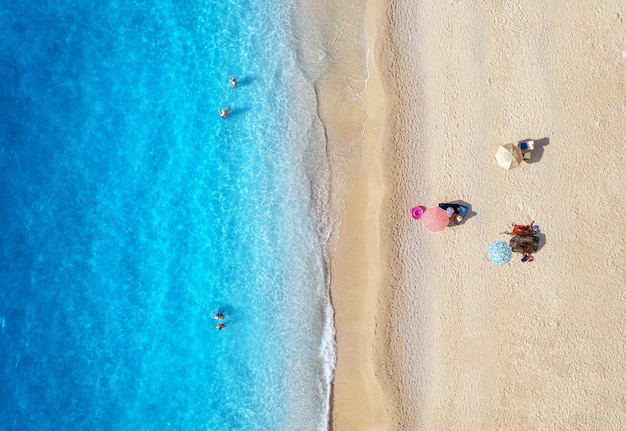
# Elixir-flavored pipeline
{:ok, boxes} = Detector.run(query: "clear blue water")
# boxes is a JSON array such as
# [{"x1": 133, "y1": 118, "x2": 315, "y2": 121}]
[{"x1": 0, "y1": 0, "x2": 368, "y2": 429}]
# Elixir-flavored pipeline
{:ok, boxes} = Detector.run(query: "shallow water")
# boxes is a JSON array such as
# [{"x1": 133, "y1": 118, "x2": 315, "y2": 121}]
[{"x1": 0, "y1": 0, "x2": 367, "y2": 429}]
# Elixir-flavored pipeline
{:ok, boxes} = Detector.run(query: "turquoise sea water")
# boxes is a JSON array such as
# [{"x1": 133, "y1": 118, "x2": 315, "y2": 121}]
[{"x1": 0, "y1": 0, "x2": 367, "y2": 429}]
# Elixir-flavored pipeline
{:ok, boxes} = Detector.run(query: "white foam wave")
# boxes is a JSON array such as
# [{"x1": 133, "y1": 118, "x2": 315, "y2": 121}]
[{"x1": 278, "y1": 0, "x2": 370, "y2": 428}]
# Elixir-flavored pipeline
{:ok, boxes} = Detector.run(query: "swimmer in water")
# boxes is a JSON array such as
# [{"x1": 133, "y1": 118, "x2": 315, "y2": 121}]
[
  {"x1": 219, "y1": 105, "x2": 230, "y2": 118},
  {"x1": 229, "y1": 76, "x2": 237, "y2": 87}
]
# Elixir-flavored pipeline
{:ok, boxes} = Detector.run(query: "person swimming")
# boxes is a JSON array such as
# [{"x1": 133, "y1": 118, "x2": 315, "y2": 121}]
[
  {"x1": 219, "y1": 105, "x2": 230, "y2": 118},
  {"x1": 229, "y1": 76, "x2": 237, "y2": 87},
  {"x1": 214, "y1": 310, "x2": 225, "y2": 329}
]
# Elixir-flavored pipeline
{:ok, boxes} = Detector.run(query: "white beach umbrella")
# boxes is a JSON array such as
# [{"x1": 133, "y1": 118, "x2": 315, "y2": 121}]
[{"x1": 495, "y1": 143, "x2": 523, "y2": 170}]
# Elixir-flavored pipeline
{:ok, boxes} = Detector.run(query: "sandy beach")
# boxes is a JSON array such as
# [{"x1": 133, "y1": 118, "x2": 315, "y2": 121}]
[{"x1": 330, "y1": 1, "x2": 626, "y2": 430}]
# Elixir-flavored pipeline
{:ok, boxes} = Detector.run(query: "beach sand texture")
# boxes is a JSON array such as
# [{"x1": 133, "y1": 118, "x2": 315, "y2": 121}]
[{"x1": 331, "y1": 1, "x2": 626, "y2": 430}]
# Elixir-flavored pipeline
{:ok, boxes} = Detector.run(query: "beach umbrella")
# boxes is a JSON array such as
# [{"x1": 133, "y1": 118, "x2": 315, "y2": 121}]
[
  {"x1": 495, "y1": 143, "x2": 523, "y2": 170},
  {"x1": 422, "y1": 207, "x2": 449, "y2": 232},
  {"x1": 488, "y1": 241, "x2": 513, "y2": 265}
]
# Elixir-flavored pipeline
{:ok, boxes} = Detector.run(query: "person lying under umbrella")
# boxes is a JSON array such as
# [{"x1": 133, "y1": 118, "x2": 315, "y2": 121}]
[{"x1": 438, "y1": 203, "x2": 467, "y2": 226}]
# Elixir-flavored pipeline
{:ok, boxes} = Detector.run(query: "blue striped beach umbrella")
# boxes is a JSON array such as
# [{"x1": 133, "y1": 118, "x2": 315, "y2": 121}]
[{"x1": 488, "y1": 241, "x2": 512, "y2": 265}]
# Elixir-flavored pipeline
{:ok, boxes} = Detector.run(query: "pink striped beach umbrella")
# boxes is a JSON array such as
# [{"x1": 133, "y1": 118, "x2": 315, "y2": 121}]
[{"x1": 422, "y1": 207, "x2": 449, "y2": 232}]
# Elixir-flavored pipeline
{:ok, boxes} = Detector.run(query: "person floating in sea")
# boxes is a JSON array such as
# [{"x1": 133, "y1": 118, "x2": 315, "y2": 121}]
[
  {"x1": 219, "y1": 105, "x2": 230, "y2": 118},
  {"x1": 213, "y1": 310, "x2": 225, "y2": 329},
  {"x1": 229, "y1": 76, "x2": 237, "y2": 87}
]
